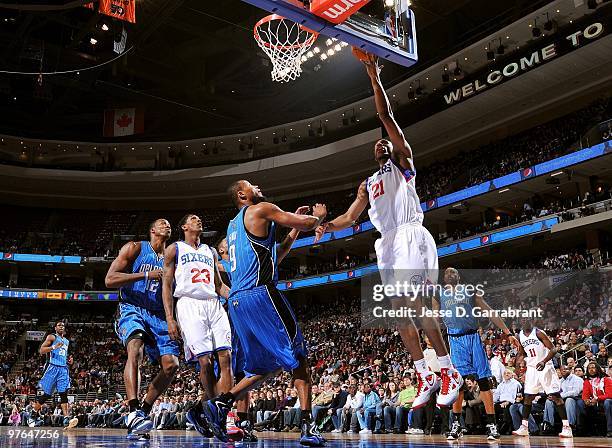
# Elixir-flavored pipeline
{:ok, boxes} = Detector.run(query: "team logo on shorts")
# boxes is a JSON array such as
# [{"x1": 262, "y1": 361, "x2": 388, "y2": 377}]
[
  {"x1": 410, "y1": 274, "x2": 424, "y2": 286},
  {"x1": 232, "y1": 300, "x2": 239, "y2": 308}
]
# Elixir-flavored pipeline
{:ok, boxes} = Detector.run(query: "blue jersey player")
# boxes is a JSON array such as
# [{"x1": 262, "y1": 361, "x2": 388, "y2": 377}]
[
  {"x1": 215, "y1": 219, "x2": 304, "y2": 442},
  {"x1": 433, "y1": 267, "x2": 519, "y2": 441},
  {"x1": 195, "y1": 180, "x2": 326, "y2": 446},
  {"x1": 105, "y1": 218, "x2": 180, "y2": 440},
  {"x1": 34, "y1": 321, "x2": 75, "y2": 425}
]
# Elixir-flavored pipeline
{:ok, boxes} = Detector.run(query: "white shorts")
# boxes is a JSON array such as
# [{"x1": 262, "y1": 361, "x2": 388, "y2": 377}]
[
  {"x1": 524, "y1": 364, "x2": 561, "y2": 395},
  {"x1": 375, "y1": 223, "x2": 439, "y2": 286},
  {"x1": 176, "y1": 296, "x2": 232, "y2": 362}
]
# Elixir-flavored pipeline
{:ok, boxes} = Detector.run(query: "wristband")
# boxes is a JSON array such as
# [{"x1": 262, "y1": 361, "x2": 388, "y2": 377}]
[{"x1": 145, "y1": 271, "x2": 149, "y2": 281}]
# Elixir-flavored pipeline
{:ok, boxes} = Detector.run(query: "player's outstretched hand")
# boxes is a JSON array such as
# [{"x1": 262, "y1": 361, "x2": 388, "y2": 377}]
[
  {"x1": 295, "y1": 206, "x2": 310, "y2": 215},
  {"x1": 314, "y1": 223, "x2": 329, "y2": 243},
  {"x1": 312, "y1": 203, "x2": 327, "y2": 220},
  {"x1": 167, "y1": 318, "x2": 181, "y2": 341},
  {"x1": 149, "y1": 270, "x2": 163, "y2": 281},
  {"x1": 363, "y1": 53, "x2": 382, "y2": 78}
]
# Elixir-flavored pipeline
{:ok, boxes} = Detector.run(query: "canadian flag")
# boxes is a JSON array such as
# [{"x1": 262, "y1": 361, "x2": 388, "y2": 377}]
[{"x1": 103, "y1": 108, "x2": 144, "y2": 137}]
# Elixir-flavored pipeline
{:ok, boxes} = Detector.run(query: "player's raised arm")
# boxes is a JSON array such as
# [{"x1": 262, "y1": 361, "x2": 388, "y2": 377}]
[
  {"x1": 39, "y1": 334, "x2": 58, "y2": 355},
  {"x1": 363, "y1": 54, "x2": 414, "y2": 170},
  {"x1": 105, "y1": 242, "x2": 156, "y2": 288},
  {"x1": 162, "y1": 243, "x2": 180, "y2": 341},
  {"x1": 277, "y1": 206, "x2": 309, "y2": 263},
  {"x1": 255, "y1": 202, "x2": 326, "y2": 232},
  {"x1": 314, "y1": 181, "x2": 368, "y2": 242}
]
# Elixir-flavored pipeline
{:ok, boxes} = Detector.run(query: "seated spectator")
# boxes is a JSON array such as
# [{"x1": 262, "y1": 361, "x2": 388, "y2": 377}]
[
  {"x1": 582, "y1": 361, "x2": 612, "y2": 437},
  {"x1": 544, "y1": 365, "x2": 584, "y2": 431},
  {"x1": 327, "y1": 383, "x2": 348, "y2": 433},
  {"x1": 376, "y1": 381, "x2": 399, "y2": 433},
  {"x1": 463, "y1": 376, "x2": 485, "y2": 432},
  {"x1": 357, "y1": 383, "x2": 380, "y2": 434},
  {"x1": 495, "y1": 370, "x2": 522, "y2": 434},
  {"x1": 341, "y1": 384, "x2": 363, "y2": 433},
  {"x1": 395, "y1": 377, "x2": 417, "y2": 434}
]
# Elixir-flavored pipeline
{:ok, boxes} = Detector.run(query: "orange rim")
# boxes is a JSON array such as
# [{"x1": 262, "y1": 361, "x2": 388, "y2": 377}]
[{"x1": 254, "y1": 14, "x2": 318, "y2": 50}]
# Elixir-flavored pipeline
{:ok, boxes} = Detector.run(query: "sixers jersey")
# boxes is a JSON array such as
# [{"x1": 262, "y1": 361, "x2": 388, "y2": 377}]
[
  {"x1": 520, "y1": 328, "x2": 553, "y2": 368},
  {"x1": 439, "y1": 288, "x2": 478, "y2": 335},
  {"x1": 120, "y1": 241, "x2": 164, "y2": 312},
  {"x1": 173, "y1": 241, "x2": 217, "y2": 300},
  {"x1": 49, "y1": 334, "x2": 69, "y2": 366},
  {"x1": 227, "y1": 206, "x2": 277, "y2": 297},
  {"x1": 367, "y1": 158, "x2": 423, "y2": 233}
]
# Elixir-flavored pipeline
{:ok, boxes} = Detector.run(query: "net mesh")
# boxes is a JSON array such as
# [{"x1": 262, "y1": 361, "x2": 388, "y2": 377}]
[{"x1": 254, "y1": 15, "x2": 317, "y2": 83}]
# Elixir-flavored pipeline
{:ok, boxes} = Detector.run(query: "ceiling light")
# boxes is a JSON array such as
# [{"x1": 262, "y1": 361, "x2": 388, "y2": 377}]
[
  {"x1": 313, "y1": 47, "x2": 320, "y2": 54},
  {"x1": 327, "y1": 48, "x2": 335, "y2": 56},
  {"x1": 90, "y1": 37, "x2": 98, "y2": 45},
  {"x1": 334, "y1": 44, "x2": 341, "y2": 51},
  {"x1": 326, "y1": 38, "x2": 333, "y2": 46},
  {"x1": 320, "y1": 53, "x2": 327, "y2": 60},
  {"x1": 101, "y1": 23, "x2": 109, "y2": 31}
]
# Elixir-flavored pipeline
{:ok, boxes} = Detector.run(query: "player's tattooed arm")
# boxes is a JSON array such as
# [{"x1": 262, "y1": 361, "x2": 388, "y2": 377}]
[
  {"x1": 105, "y1": 242, "x2": 154, "y2": 288},
  {"x1": 535, "y1": 329, "x2": 557, "y2": 370},
  {"x1": 363, "y1": 53, "x2": 414, "y2": 171},
  {"x1": 254, "y1": 202, "x2": 326, "y2": 232},
  {"x1": 211, "y1": 249, "x2": 230, "y2": 299},
  {"x1": 39, "y1": 334, "x2": 58, "y2": 355},
  {"x1": 474, "y1": 293, "x2": 519, "y2": 348},
  {"x1": 162, "y1": 243, "x2": 180, "y2": 341},
  {"x1": 277, "y1": 206, "x2": 309, "y2": 263},
  {"x1": 315, "y1": 181, "x2": 368, "y2": 242}
]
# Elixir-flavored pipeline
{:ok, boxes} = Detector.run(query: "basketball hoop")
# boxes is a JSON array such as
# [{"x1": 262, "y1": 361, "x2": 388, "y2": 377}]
[{"x1": 254, "y1": 14, "x2": 318, "y2": 83}]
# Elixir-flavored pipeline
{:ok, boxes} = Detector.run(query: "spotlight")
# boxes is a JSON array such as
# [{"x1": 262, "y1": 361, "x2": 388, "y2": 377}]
[
  {"x1": 101, "y1": 23, "x2": 109, "y2": 31},
  {"x1": 320, "y1": 53, "x2": 327, "y2": 61},
  {"x1": 90, "y1": 37, "x2": 98, "y2": 45},
  {"x1": 326, "y1": 38, "x2": 333, "y2": 46},
  {"x1": 334, "y1": 44, "x2": 341, "y2": 51},
  {"x1": 327, "y1": 48, "x2": 335, "y2": 56},
  {"x1": 307, "y1": 51, "x2": 314, "y2": 58},
  {"x1": 313, "y1": 47, "x2": 320, "y2": 54}
]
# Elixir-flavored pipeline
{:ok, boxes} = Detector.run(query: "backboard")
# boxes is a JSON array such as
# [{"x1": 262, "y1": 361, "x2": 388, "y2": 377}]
[{"x1": 242, "y1": 0, "x2": 418, "y2": 67}]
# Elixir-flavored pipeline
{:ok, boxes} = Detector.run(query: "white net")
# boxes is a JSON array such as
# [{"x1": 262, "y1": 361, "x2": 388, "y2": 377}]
[{"x1": 254, "y1": 15, "x2": 318, "y2": 83}]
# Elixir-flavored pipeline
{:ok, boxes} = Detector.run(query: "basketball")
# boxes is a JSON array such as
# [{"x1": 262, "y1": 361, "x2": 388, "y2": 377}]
[{"x1": 352, "y1": 46, "x2": 370, "y2": 62}]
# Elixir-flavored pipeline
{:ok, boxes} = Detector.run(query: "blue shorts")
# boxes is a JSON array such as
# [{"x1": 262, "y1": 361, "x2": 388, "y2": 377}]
[
  {"x1": 448, "y1": 331, "x2": 492, "y2": 380},
  {"x1": 212, "y1": 315, "x2": 250, "y2": 378},
  {"x1": 38, "y1": 364, "x2": 70, "y2": 395},
  {"x1": 115, "y1": 302, "x2": 180, "y2": 361},
  {"x1": 228, "y1": 284, "x2": 307, "y2": 375}
]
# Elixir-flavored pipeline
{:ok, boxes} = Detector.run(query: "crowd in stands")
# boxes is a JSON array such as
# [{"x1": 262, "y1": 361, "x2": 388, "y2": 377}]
[
  {"x1": 0, "y1": 268, "x2": 611, "y2": 437},
  {"x1": 0, "y1": 95, "x2": 610, "y2": 260}
]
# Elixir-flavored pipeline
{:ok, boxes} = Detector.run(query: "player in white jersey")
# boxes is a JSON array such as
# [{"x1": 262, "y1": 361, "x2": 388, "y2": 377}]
[
  {"x1": 162, "y1": 213, "x2": 232, "y2": 436},
  {"x1": 315, "y1": 53, "x2": 462, "y2": 409},
  {"x1": 513, "y1": 320, "x2": 572, "y2": 438}
]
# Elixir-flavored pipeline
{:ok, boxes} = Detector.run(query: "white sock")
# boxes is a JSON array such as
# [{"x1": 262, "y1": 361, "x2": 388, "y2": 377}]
[
  {"x1": 438, "y1": 355, "x2": 452, "y2": 369},
  {"x1": 414, "y1": 358, "x2": 429, "y2": 375},
  {"x1": 522, "y1": 419, "x2": 528, "y2": 427},
  {"x1": 562, "y1": 419, "x2": 569, "y2": 426}
]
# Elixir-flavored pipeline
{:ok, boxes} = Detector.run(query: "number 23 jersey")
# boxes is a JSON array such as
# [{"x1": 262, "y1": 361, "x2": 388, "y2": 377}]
[{"x1": 173, "y1": 241, "x2": 217, "y2": 300}]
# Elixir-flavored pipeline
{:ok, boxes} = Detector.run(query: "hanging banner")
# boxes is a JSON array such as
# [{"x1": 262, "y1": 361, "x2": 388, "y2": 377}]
[{"x1": 99, "y1": 0, "x2": 136, "y2": 24}]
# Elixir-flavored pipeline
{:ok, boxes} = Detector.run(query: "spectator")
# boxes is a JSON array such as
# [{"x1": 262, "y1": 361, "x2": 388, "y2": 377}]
[
  {"x1": 494, "y1": 370, "x2": 522, "y2": 434},
  {"x1": 357, "y1": 383, "x2": 380, "y2": 434},
  {"x1": 582, "y1": 361, "x2": 612, "y2": 437}
]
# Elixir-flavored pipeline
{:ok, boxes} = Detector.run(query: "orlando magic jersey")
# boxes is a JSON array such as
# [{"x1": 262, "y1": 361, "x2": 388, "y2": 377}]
[
  {"x1": 367, "y1": 158, "x2": 423, "y2": 233},
  {"x1": 439, "y1": 288, "x2": 479, "y2": 335},
  {"x1": 49, "y1": 334, "x2": 69, "y2": 366},
  {"x1": 227, "y1": 206, "x2": 277, "y2": 296},
  {"x1": 119, "y1": 241, "x2": 164, "y2": 312},
  {"x1": 173, "y1": 241, "x2": 217, "y2": 300}
]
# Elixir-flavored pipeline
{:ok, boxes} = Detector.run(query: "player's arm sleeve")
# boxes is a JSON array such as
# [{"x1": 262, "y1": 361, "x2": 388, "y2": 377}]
[
  {"x1": 162, "y1": 243, "x2": 177, "y2": 321},
  {"x1": 325, "y1": 181, "x2": 369, "y2": 232},
  {"x1": 257, "y1": 202, "x2": 322, "y2": 232},
  {"x1": 39, "y1": 334, "x2": 56, "y2": 355},
  {"x1": 104, "y1": 242, "x2": 143, "y2": 288}
]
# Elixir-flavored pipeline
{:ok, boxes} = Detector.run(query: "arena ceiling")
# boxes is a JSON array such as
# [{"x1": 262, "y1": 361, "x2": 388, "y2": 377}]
[{"x1": 0, "y1": 0, "x2": 554, "y2": 141}]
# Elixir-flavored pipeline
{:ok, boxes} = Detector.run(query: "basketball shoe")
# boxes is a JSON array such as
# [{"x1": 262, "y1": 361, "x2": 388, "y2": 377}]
[
  {"x1": 125, "y1": 410, "x2": 153, "y2": 440},
  {"x1": 412, "y1": 371, "x2": 440, "y2": 409},
  {"x1": 185, "y1": 404, "x2": 214, "y2": 438},
  {"x1": 201, "y1": 397, "x2": 231, "y2": 442},
  {"x1": 436, "y1": 367, "x2": 463, "y2": 407}
]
